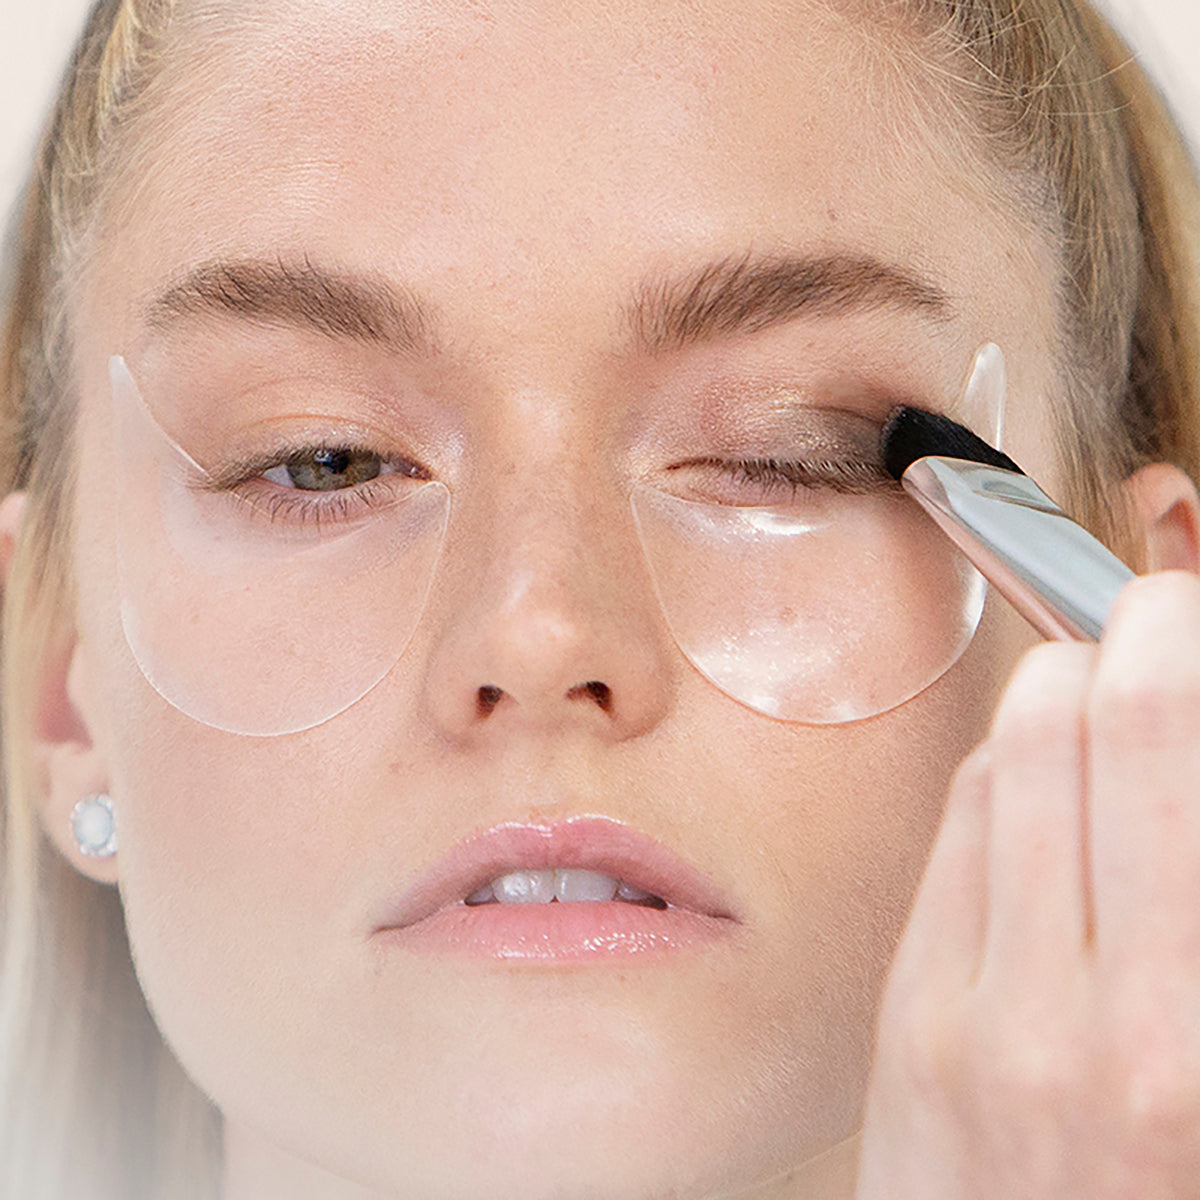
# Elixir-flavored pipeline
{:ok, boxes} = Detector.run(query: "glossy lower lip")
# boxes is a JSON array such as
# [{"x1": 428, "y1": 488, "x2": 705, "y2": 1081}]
[
  {"x1": 374, "y1": 899, "x2": 737, "y2": 961},
  {"x1": 370, "y1": 815, "x2": 742, "y2": 961}
]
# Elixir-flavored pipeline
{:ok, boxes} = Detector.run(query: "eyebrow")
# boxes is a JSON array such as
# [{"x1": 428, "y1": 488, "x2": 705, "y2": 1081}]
[
  {"x1": 625, "y1": 252, "x2": 953, "y2": 352},
  {"x1": 143, "y1": 257, "x2": 436, "y2": 354},
  {"x1": 142, "y1": 249, "x2": 951, "y2": 357}
]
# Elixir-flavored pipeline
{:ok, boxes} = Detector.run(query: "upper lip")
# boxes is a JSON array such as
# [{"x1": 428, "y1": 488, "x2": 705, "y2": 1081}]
[{"x1": 373, "y1": 815, "x2": 742, "y2": 930}]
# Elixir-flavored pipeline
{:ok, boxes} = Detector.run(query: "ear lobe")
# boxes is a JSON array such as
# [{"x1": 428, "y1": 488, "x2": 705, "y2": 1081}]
[
  {"x1": 1121, "y1": 463, "x2": 1200, "y2": 575},
  {"x1": 0, "y1": 490, "x2": 119, "y2": 885},
  {"x1": 36, "y1": 643, "x2": 119, "y2": 885}
]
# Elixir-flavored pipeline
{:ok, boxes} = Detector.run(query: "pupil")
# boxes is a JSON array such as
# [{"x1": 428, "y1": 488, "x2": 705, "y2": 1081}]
[{"x1": 316, "y1": 449, "x2": 351, "y2": 474}]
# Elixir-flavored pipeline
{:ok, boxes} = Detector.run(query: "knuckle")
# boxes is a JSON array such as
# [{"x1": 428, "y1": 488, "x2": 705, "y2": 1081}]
[
  {"x1": 974, "y1": 1024, "x2": 1079, "y2": 1112},
  {"x1": 1088, "y1": 671, "x2": 1200, "y2": 749},
  {"x1": 947, "y1": 742, "x2": 991, "y2": 799},
  {"x1": 888, "y1": 991, "x2": 968, "y2": 1103},
  {"x1": 1108, "y1": 570, "x2": 1200, "y2": 628},
  {"x1": 1101, "y1": 995, "x2": 1200, "y2": 1144},
  {"x1": 1095, "y1": 572, "x2": 1200, "y2": 746},
  {"x1": 991, "y1": 643, "x2": 1091, "y2": 750},
  {"x1": 1116, "y1": 1056, "x2": 1200, "y2": 1145}
]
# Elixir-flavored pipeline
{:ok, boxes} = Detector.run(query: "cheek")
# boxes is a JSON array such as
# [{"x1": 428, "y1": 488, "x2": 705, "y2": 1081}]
[
  {"x1": 747, "y1": 595, "x2": 1019, "y2": 986},
  {"x1": 102, "y1": 690, "x2": 404, "y2": 1125},
  {"x1": 69, "y1": 491, "x2": 382, "y2": 1090}
]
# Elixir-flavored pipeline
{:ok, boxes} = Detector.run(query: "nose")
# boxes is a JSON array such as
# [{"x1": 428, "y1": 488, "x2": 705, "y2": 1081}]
[{"x1": 419, "y1": 463, "x2": 677, "y2": 744}]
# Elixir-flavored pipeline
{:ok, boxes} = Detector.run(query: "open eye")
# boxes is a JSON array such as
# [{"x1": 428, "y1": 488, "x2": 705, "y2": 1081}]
[{"x1": 262, "y1": 446, "x2": 426, "y2": 492}]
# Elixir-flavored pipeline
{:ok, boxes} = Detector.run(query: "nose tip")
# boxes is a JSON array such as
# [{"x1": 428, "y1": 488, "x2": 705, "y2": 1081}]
[{"x1": 419, "y1": 496, "x2": 676, "y2": 742}]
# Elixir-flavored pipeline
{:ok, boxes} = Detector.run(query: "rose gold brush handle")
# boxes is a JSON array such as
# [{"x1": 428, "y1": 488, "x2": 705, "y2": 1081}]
[{"x1": 902, "y1": 457, "x2": 1135, "y2": 642}]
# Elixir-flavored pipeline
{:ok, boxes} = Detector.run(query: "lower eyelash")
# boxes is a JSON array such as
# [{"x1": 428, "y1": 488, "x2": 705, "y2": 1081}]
[{"x1": 225, "y1": 476, "x2": 403, "y2": 530}]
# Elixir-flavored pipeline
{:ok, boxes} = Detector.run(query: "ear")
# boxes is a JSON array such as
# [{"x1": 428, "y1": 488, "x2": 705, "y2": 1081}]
[
  {"x1": 0, "y1": 492, "x2": 118, "y2": 885},
  {"x1": 1121, "y1": 463, "x2": 1200, "y2": 575}
]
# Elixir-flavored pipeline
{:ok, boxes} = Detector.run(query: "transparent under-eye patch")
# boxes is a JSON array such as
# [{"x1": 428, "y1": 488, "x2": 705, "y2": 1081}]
[
  {"x1": 631, "y1": 344, "x2": 1005, "y2": 723},
  {"x1": 111, "y1": 358, "x2": 450, "y2": 737},
  {"x1": 112, "y1": 345, "x2": 1003, "y2": 736}
]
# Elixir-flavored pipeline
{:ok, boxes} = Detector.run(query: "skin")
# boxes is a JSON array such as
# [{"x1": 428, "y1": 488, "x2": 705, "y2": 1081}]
[
  {"x1": 857, "y1": 576, "x2": 1200, "y2": 1199},
  {"x1": 10, "y1": 0, "x2": 1200, "y2": 1196}
]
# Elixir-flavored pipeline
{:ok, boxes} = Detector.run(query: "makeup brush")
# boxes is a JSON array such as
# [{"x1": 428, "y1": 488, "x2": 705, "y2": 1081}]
[{"x1": 880, "y1": 407, "x2": 1135, "y2": 641}]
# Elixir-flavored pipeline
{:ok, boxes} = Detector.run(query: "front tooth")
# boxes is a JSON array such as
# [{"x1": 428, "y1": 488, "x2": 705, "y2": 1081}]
[
  {"x1": 492, "y1": 869, "x2": 556, "y2": 904},
  {"x1": 555, "y1": 869, "x2": 619, "y2": 902}
]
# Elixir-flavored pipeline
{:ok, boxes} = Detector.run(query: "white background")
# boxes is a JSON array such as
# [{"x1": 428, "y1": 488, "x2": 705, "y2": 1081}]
[{"x1": 2, "y1": 1, "x2": 1199, "y2": 230}]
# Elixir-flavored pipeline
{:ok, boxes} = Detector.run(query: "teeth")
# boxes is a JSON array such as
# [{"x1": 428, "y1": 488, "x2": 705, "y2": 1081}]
[
  {"x1": 555, "y1": 869, "x2": 619, "y2": 902},
  {"x1": 463, "y1": 869, "x2": 666, "y2": 907},
  {"x1": 494, "y1": 869, "x2": 556, "y2": 904}
]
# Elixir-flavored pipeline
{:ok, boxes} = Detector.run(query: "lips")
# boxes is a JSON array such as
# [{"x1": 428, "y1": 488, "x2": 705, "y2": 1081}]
[{"x1": 373, "y1": 815, "x2": 742, "y2": 932}]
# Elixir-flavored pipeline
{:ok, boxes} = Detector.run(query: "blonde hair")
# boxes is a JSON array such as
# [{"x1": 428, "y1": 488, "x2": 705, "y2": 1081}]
[
  {"x1": 1, "y1": 0, "x2": 1198, "y2": 1195},
  {"x1": 900, "y1": 0, "x2": 1200, "y2": 557},
  {"x1": 1, "y1": 4, "x2": 221, "y2": 1196}
]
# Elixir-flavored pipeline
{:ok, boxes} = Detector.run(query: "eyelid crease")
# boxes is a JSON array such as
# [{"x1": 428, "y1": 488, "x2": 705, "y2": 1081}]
[{"x1": 696, "y1": 401, "x2": 889, "y2": 457}]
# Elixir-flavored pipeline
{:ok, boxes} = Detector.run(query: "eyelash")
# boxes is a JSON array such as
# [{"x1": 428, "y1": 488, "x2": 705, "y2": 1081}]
[
  {"x1": 231, "y1": 478, "x2": 401, "y2": 528},
  {"x1": 682, "y1": 456, "x2": 896, "y2": 497},
  {"x1": 196, "y1": 443, "x2": 896, "y2": 534},
  {"x1": 198, "y1": 443, "x2": 429, "y2": 530}
]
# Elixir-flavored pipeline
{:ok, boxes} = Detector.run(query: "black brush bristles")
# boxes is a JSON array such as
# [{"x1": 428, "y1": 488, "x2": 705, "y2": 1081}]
[{"x1": 881, "y1": 406, "x2": 1025, "y2": 481}]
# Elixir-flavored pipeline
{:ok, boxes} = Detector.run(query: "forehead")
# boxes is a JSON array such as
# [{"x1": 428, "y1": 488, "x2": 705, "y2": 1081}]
[
  {"x1": 152, "y1": 1, "x2": 953, "y2": 230},
  {"x1": 121, "y1": 3, "x2": 1008, "y2": 252},
  {"x1": 87, "y1": 0, "x2": 1058, "y2": 433}
]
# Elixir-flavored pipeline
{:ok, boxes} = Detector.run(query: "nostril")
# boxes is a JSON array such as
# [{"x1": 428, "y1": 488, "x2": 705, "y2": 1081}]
[
  {"x1": 570, "y1": 680, "x2": 613, "y2": 712},
  {"x1": 475, "y1": 681, "x2": 613, "y2": 718}
]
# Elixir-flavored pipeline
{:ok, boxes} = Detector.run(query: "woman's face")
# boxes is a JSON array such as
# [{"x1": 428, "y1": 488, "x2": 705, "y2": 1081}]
[{"x1": 62, "y1": 0, "x2": 1061, "y2": 1195}]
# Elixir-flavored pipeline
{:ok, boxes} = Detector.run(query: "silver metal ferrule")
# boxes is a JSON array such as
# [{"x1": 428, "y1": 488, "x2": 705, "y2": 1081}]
[{"x1": 902, "y1": 457, "x2": 1135, "y2": 642}]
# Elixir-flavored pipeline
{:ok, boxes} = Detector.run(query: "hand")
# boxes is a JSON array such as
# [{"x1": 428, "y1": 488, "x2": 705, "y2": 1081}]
[{"x1": 856, "y1": 571, "x2": 1200, "y2": 1200}]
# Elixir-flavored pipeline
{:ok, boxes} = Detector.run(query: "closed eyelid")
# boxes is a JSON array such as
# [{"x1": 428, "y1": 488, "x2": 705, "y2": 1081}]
[
  {"x1": 673, "y1": 455, "x2": 897, "y2": 495},
  {"x1": 692, "y1": 404, "x2": 888, "y2": 461}
]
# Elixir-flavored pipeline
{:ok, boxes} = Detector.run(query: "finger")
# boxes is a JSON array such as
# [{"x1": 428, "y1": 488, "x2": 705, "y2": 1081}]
[
  {"x1": 1087, "y1": 571, "x2": 1200, "y2": 970},
  {"x1": 982, "y1": 641, "x2": 1095, "y2": 981},
  {"x1": 887, "y1": 743, "x2": 991, "y2": 996}
]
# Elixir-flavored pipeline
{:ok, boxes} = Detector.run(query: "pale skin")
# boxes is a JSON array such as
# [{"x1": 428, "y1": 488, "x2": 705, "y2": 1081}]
[{"x1": 6, "y1": 1, "x2": 1200, "y2": 1197}]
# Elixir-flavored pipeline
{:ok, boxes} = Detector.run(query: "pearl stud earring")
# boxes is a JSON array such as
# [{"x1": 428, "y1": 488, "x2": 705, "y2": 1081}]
[{"x1": 70, "y1": 793, "x2": 118, "y2": 858}]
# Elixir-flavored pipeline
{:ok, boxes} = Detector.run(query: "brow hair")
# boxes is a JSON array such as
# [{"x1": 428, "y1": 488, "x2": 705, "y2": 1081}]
[
  {"x1": 627, "y1": 251, "x2": 953, "y2": 352},
  {"x1": 143, "y1": 257, "x2": 437, "y2": 353},
  {"x1": 143, "y1": 250, "x2": 951, "y2": 360}
]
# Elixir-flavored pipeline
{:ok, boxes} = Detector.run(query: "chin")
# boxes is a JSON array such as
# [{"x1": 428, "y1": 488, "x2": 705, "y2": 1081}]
[
  {"x1": 229, "y1": 1045, "x2": 834, "y2": 1200},
  {"x1": 320, "y1": 1114, "x2": 809, "y2": 1200}
]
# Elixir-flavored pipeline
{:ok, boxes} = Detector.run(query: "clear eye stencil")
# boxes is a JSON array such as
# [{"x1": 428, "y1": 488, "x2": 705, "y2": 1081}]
[
  {"x1": 631, "y1": 345, "x2": 1005, "y2": 723},
  {"x1": 112, "y1": 345, "x2": 1001, "y2": 736},
  {"x1": 111, "y1": 358, "x2": 451, "y2": 736}
]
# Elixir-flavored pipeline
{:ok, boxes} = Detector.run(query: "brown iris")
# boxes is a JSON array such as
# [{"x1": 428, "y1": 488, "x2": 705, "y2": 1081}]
[{"x1": 283, "y1": 448, "x2": 383, "y2": 491}]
